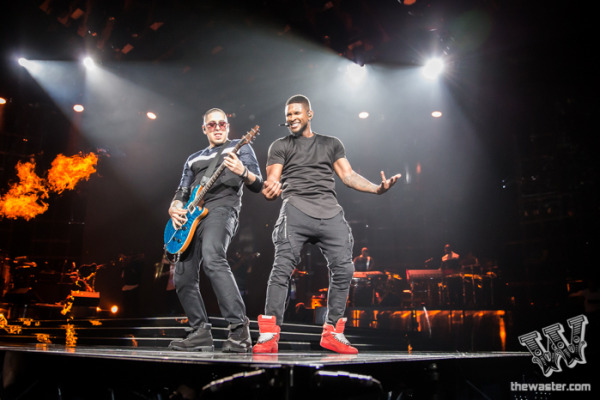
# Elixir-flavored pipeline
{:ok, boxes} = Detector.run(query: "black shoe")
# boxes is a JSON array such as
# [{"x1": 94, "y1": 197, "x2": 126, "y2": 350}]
[
  {"x1": 222, "y1": 317, "x2": 252, "y2": 353},
  {"x1": 168, "y1": 326, "x2": 214, "y2": 352}
]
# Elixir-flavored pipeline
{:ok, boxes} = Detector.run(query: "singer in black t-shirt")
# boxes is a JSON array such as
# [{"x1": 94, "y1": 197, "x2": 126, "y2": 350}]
[{"x1": 253, "y1": 94, "x2": 401, "y2": 354}]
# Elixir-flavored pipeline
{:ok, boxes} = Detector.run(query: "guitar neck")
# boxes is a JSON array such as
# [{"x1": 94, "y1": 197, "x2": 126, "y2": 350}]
[{"x1": 191, "y1": 139, "x2": 247, "y2": 208}]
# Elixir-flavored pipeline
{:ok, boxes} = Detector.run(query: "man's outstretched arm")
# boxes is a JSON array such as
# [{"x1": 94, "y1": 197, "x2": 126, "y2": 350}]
[{"x1": 333, "y1": 158, "x2": 401, "y2": 195}]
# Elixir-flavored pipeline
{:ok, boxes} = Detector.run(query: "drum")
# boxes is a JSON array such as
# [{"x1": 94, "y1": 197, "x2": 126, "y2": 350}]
[{"x1": 350, "y1": 277, "x2": 373, "y2": 307}]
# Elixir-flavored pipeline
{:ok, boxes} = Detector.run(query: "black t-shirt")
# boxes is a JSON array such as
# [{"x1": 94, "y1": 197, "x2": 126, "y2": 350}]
[{"x1": 266, "y1": 133, "x2": 345, "y2": 219}]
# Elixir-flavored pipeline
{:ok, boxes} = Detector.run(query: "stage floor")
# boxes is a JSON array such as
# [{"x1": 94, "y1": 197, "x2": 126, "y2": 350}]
[
  {"x1": 0, "y1": 342, "x2": 529, "y2": 366},
  {"x1": 2, "y1": 343, "x2": 594, "y2": 399},
  {"x1": 0, "y1": 313, "x2": 593, "y2": 399}
]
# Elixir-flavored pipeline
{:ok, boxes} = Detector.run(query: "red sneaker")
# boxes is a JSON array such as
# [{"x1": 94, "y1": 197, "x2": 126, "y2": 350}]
[
  {"x1": 252, "y1": 315, "x2": 280, "y2": 353},
  {"x1": 320, "y1": 318, "x2": 358, "y2": 354}
]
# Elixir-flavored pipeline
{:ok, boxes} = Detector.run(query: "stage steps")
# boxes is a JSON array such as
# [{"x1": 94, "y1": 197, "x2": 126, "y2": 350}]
[{"x1": 0, "y1": 305, "x2": 409, "y2": 352}]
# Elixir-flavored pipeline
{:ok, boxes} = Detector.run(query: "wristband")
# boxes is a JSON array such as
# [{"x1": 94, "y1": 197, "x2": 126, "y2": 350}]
[{"x1": 247, "y1": 176, "x2": 263, "y2": 192}]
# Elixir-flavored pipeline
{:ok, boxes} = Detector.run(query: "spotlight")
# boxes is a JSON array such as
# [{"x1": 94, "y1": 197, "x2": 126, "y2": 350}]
[
  {"x1": 431, "y1": 111, "x2": 442, "y2": 118},
  {"x1": 17, "y1": 57, "x2": 41, "y2": 73},
  {"x1": 146, "y1": 111, "x2": 157, "y2": 120},
  {"x1": 73, "y1": 104, "x2": 85, "y2": 112},
  {"x1": 0, "y1": 97, "x2": 6, "y2": 105},
  {"x1": 110, "y1": 305, "x2": 119, "y2": 314},
  {"x1": 82, "y1": 56, "x2": 96, "y2": 69},
  {"x1": 345, "y1": 63, "x2": 367, "y2": 85},
  {"x1": 358, "y1": 111, "x2": 369, "y2": 119},
  {"x1": 422, "y1": 58, "x2": 444, "y2": 80}
]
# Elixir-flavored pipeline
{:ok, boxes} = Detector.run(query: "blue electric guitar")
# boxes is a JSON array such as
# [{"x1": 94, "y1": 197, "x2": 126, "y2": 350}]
[{"x1": 163, "y1": 125, "x2": 260, "y2": 258}]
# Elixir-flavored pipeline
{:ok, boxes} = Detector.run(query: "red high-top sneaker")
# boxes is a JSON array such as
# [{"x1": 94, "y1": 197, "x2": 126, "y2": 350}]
[
  {"x1": 252, "y1": 315, "x2": 280, "y2": 353},
  {"x1": 320, "y1": 317, "x2": 358, "y2": 354}
]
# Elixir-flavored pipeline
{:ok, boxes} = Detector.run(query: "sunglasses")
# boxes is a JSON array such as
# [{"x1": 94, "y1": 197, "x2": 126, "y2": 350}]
[{"x1": 205, "y1": 120, "x2": 228, "y2": 131}]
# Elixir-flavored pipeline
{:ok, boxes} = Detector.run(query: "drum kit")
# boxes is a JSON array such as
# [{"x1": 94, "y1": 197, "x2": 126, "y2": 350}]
[
  {"x1": 457, "y1": 262, "x2": 498, "y2": 307},
  {"x1": 309, "y1": 270, "x2": 406, "y2": 308},
  {"x1": 306, "y1": 263, "x2": 498, "y2": 309},
  {"x1": 350, "y1": 271, "x2": 384, "y2": 307},
  {"x1": 0, "y1": 256, "x2": 101, "y2": 308},
  {"x1": 405, "y1": 262, "x2": 498, "y2": 308}
]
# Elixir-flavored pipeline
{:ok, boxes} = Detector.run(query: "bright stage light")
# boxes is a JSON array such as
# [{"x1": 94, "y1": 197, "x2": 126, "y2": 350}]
[
  {"x1": 345, "y1": 62, "x2": 367, "y2": 85},
  {"x1": 146, "y1": 111, "x2": 157, "y2": 120},
  {"x1": 82, "y1": 56, "x2": 96, "y2": 69},
  {"x1": 0, "y1": 97, "x2": 6, "y2": 105},
  {"x1": 358, "y1": 111, "x2": 369, "y2": 119},
  {"x1": 422, "y1": 58, "x2": 445, "y2": 80},
  {"x1": 73, "y1": 104, "x2": 85, "y2": 112},
  {"x1": 431, "y1": 111, "x2": 442, "y2": 118},
  {"x1": 17, "y1": 57, "x2": 41, "y2": 73}
]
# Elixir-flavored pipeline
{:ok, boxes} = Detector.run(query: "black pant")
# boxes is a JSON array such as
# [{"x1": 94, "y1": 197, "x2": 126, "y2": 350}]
[
  {"x1": 173, "y1": 206, "x2": 246, "y2": 330},
  {"x1": 264, "y1": 203, "x2": 354, "y2": 326}
]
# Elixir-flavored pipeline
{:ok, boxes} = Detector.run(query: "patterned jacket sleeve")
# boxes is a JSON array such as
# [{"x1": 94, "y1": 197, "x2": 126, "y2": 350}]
[
  {"x1": 172, "y1": 158, "x2": 194, "y2": 203},
  {"x1": 238, "y1": 143, "x2": 263, "y2": 193}
]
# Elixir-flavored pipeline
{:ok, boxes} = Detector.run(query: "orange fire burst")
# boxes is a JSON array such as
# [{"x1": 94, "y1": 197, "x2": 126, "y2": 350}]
[
  {"x1": 0, "y1": 160, "x2": 49, "y2": 220},
  {"x1": 0, "y1": 152, "x2": 98, "y2": 220},
  {"x1": 48, "y1": 153, "x2": 98, "y2": 193}
]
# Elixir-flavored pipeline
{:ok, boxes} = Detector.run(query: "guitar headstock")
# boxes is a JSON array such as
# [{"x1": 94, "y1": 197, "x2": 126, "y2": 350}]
[{"x1": 241, "y1": 125, "x2": 260, "y2": 145}]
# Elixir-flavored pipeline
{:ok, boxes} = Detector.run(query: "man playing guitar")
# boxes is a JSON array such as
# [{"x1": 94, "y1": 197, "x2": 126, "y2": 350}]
[{"x1": 167, "y1": 108, "x2": 262, "y2": 353}]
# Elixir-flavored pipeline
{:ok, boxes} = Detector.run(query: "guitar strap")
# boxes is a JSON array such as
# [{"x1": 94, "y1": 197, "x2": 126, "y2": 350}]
[{"x1": 199, "y1": 140, "x2": 230, "y2": 186}]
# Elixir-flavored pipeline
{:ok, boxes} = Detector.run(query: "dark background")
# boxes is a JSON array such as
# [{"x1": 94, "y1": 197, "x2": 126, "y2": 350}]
[{"x1": 0, "y1": 1, "x2": 597, "y2": 323}]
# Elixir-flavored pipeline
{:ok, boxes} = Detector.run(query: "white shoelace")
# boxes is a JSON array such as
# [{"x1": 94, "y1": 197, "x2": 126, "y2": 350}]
[
  {"x1": 333, "y1": 332, "x2": 351, "y2": 346},
  {"x1": 257, "y1": 332, "x2": 277, "y2": 343}
]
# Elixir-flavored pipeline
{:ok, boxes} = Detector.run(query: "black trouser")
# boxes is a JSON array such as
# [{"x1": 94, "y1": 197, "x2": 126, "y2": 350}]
[
  {"x1": 265, "y1": 203, "x2": 354, "y2": 326},
  {"x1": 173, "y1": 206, "x2": 246, "y2": 330}
]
